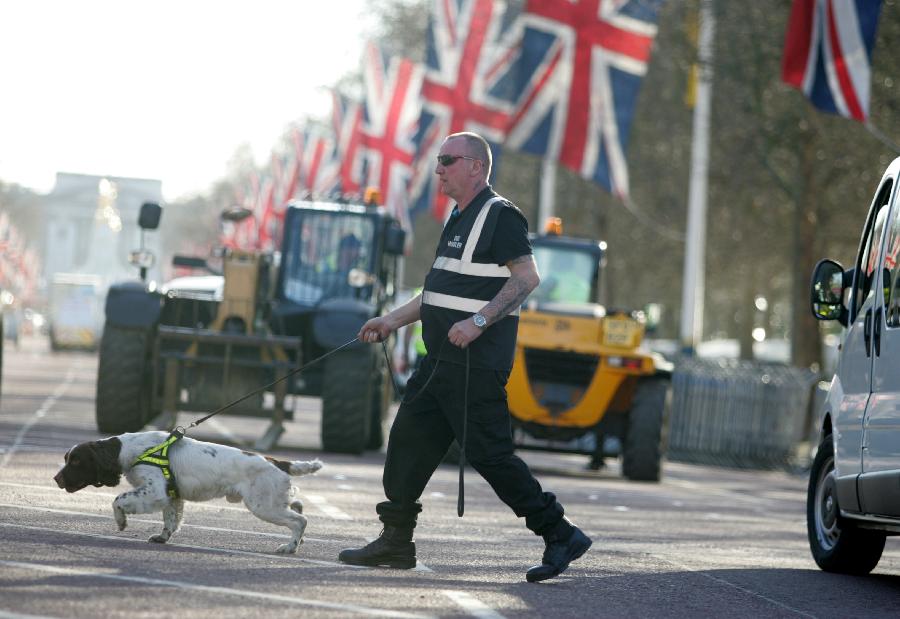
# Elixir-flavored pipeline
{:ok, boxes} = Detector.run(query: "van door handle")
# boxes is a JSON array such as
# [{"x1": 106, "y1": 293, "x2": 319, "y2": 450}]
[
  {"x1": 864, "y1": 308, "x2": 872, "y2": 357},
  {"x1": 874, "y1": 306, "x2": 882, "y2": 357}
]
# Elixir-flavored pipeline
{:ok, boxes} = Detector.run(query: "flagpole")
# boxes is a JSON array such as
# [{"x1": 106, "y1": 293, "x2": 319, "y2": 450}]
[
  {"x1": 679, "y1": 0, "x2": 715, "y2": 356},
  {"x1": 538, "y1": 155, "x2": 557, "y2": 226},
  {"x1": 865, "y1": 122, "x2": 900, "y2": 154}
]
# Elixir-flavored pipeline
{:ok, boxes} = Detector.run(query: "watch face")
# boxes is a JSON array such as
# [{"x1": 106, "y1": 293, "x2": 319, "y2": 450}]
[{"x1": 473, "y1": 314, "x2": 487, "y2": 328}]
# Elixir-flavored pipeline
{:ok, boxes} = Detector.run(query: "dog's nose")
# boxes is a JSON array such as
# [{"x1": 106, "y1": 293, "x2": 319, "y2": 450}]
[{"x1": 53, "y1": 471, "x2": 65, "y2": 488}]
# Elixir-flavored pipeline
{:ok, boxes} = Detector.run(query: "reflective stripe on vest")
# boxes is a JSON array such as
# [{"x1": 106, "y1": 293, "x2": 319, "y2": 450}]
[
  {"x1": 425, "y1": 196, "x2": 514, "y2": 315},
  {"x1": 431, "y1": 256, "x2": 510, "y2": 277},
  {"x1": 422, "y1": 291, "x2": 520, "y2": 316}
]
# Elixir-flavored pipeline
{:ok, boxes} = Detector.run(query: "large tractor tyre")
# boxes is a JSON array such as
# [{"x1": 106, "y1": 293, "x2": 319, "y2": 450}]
[
  {"x1": 96, "y1": 325, "x2": 152, "y2": 434},
  {"x1": 368, "y1": 353, "x2": 392, "y2": 450},
  {"x1": 321, "y1": 348, "x2": 374, "y2": 454},
  {"x1": 622, "y1": 376, "x2": 670, "y2": 482},
  {"x1": 807, "y1": 434, "x2": 885, "y2": 574}
]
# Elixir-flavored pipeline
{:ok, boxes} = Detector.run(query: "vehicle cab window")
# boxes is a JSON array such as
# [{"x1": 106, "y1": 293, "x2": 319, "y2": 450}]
[
  {"x1": 852, "y1": 180, "x2": 893, "y2": 321},
  {"x1": 879, "y1": 182, "x2": 900, "y2": 327}
]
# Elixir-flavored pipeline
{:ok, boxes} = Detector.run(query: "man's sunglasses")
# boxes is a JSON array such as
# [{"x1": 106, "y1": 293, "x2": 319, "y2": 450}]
[{"x1": 437, "y1": 154, "x2": 481, "y2": 166}]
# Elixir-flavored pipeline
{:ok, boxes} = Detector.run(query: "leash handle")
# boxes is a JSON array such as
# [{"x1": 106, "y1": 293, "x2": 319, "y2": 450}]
[
  {"x1": 458, "y1": 347, "x2": 469, "y2": 518},
  {"x1": 380, "y1": 340, "x2": 402, "y2": 401}
]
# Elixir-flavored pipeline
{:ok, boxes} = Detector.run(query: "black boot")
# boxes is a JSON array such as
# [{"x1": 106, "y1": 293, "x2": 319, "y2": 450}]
[
  {"x1": 338, "y1": 526, "x2": 416, "y2": 569},
  {"x1": 525, "y1": 518, "x2": 592, "y2": 583}
]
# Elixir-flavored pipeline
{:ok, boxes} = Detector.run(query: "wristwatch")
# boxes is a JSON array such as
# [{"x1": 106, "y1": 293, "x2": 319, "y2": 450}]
[{"x1": 472, "y1": 313, "x2": 488, "y2": 329}]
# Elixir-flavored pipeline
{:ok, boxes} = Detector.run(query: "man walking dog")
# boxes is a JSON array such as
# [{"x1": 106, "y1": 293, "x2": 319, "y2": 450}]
[{"x1": 339, "y1": 131, "x2": 591, "y2": 582}]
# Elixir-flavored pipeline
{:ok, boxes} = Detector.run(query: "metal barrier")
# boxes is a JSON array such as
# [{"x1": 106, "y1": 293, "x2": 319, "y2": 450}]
[{"x1": 667, "y1": 358, "x2": 821, "y2": 470}]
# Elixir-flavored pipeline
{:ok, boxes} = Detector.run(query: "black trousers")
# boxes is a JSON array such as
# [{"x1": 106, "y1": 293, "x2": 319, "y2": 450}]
[{"x1": 376, "y1": 355, "x2": 565, "y2": 535}]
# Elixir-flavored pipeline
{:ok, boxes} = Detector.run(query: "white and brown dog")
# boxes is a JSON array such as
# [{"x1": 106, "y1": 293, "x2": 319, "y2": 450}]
[{"x1": 53, "y1": 431, "x2": 322, "y2": 553}]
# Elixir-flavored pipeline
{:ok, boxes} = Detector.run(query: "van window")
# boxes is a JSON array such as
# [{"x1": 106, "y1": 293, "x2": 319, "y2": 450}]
[
  {"x1": 881, "y1": 185, "x2": 900, "y2": 327},
  {"x1": 853, "y1": 180, "x2": 893, "y2": 319}
]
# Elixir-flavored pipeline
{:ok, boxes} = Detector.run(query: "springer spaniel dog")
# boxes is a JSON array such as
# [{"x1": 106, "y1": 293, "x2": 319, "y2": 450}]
[{"x1": 53, "y1": 431, "x2": 322, "y2": 553}]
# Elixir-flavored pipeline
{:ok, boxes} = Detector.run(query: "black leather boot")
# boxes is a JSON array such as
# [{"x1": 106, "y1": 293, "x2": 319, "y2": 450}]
[
  {"x1": 525, "y1": 518, "x2": 592, "y2": 583},
  {"x1": 338, "y1": 526, "x2": 416, "y2": 569}
]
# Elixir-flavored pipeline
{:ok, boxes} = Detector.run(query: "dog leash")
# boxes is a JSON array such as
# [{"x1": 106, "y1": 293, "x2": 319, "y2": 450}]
[
  {"x1": 399, "y1": 337, "x2": 469, "y2": 517},
  {"x1": 459, "y1": 348, "x2": 469, "y2": 517},
  {"x1": 184, "y1": 336, "x2": 362, "y2": 431},
  {"x1": 182, "y1": 327, "x2": 468, "y2": 517}
]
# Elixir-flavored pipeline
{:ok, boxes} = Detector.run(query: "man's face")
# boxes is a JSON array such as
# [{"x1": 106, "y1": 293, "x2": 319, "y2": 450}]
[{"x1": 435, "y1": 137, "x2": 479, "y2": 201}]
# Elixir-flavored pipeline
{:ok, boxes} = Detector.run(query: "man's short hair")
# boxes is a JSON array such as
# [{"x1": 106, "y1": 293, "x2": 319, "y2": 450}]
[{"x1": 447, "y1": 131, "x2": 492, "y2": 179}]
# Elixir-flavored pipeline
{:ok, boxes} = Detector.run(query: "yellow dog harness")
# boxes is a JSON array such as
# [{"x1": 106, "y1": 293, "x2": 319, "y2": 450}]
[{"x1": 132, "y1": 430, "x2": 183, "y2": 499}]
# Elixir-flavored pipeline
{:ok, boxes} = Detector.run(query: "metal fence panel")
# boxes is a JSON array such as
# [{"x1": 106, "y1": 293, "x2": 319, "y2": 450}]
[{"x1": 667, "y1": 358, "x2": 820, "y2": 469}]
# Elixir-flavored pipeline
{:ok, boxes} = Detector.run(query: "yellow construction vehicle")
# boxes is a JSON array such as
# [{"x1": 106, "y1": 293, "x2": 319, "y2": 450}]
[{"x1": 508, "y1": 218, "x2": 672, "y2": 481}]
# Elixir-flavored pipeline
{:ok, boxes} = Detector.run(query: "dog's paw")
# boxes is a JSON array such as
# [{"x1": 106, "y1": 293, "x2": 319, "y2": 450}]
[
  {"x1": 290, "y1": 500, "x2": 304, "y2": 514},
  {"x1": 148, "y1": 533, "x2": 170, "y2": 544},
  {"x1": 276, "y1": 540, "x2": 301, "y2": 554}
]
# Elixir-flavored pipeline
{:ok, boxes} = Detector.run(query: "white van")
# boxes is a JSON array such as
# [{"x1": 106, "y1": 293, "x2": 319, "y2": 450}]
[{"x1": 809, "y1": 155, "x2": 900, "y2": 574}]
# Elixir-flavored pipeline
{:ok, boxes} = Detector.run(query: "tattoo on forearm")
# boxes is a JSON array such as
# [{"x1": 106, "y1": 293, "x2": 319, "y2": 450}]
[{"x1": 483, "y1": 275, "x2": 532, "y2": 325}]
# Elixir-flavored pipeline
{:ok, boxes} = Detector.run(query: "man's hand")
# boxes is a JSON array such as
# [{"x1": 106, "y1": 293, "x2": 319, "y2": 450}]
[
  {"x1": 359, "y1": 316, "x2": 393, "y2": 343},
  {"x1": 448, "y1": 317, "x2": 483, "y2": 349},
  {"x1": 357, "y1": 293, "x2": 423, "y2": 346}
]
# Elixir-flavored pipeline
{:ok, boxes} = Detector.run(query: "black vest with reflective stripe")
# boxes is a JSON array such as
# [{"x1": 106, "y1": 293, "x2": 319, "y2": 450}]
[{"x1": 422, "y1": 188, "x2": 523, "y2": 370}]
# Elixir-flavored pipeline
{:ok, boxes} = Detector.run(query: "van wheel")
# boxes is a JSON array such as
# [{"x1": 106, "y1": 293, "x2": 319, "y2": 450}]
[
  {"x1": 96, "y1": 325, "x2": 152, "y2": 434},
  {"x1": 622, "y1": 377, "x2": 669, "y2": 482},
  {"x1": 807, "y1": 434, "x2": 885, "y2": 574}
]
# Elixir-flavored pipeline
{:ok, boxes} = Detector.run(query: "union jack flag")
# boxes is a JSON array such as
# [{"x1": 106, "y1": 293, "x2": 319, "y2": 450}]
[
  {"x1": 273, "y1": 126, "x2": 305, "y2": 208},
  {"x1": 359, "y1": 41, "x2": 423, "y2": 231},
  {"x1": 782, "y1": 0, "x2": 883, "y2": 122},
  {"x1": 497, "y1": 0, "x2": 664, "y2": 198},
  {"x1": 256, "y1": 172, "x2": 277, "y2": 251},
  {"x1": 297, "y1": 126, "x2": 340, "y2": 197},
  {"x1": 412, "y1": 0, "x2": 520, "y2": 220},
  {"x1": 330, "y1": 90, "x2": 365, "y2": 198}
]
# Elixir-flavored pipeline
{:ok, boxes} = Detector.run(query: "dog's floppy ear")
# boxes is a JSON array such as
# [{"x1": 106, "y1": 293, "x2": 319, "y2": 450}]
[{"x1": 90, "y1": 438, "x2": 123, "y2": 488}]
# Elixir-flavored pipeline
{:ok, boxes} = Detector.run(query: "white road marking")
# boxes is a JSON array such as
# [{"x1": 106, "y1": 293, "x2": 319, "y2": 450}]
[
  {"x1": 0, "y1": 522, "x2": 359, "y2": 568},
  {"x1": 206, "y1": 418, "x2": 243, "y2": 444},
  {"x1": 305, "y1": 494, "x2": 353, "y2": 520},
  {"x1": 0, "y1": 610, "x2": 60, "y2": 619},
  {"x1": 667, "y1": 479, "x2": 779, "y2": 506},
  {"x1": 659, "y1": 557, "x2": 819, "y2": 619},
  {"x1": 0, "y1": 504, "x2": 332, "y2": 543},
  {"x1": 0, "y1": 560, "x2": 433, "y2": 618},
  {"x1": 441, "y1": 590, "x2": 506, "y2": 619},
  {"x1": 0, "y1": 370, "x2": 75, "y2": 468},
  {"x1": 2, "y1": 507, "x2": 438, "y2": 574},
  {"x1": 0, "y1": 481, "x2": 347, "y2": 520}
]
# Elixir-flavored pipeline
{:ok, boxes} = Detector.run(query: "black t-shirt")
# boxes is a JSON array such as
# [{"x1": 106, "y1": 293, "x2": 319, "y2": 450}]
[
  {"x1": 441, "y1": 202, "x2": 532, "y2": 267},
  {"x1": 421, "y1": 186, "x2": 532, "y2": 370}
]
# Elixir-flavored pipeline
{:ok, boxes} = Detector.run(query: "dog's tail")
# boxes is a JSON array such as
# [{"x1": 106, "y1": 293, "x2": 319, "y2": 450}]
[{"x1": 267, "y1": 457, "x2": 323, "y2": 477}]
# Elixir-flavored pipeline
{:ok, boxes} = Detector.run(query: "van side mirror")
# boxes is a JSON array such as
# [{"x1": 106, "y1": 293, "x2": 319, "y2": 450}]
[
  {"x1": 138, "y1": 202, "x2": 162, "y2": 230},
  {"x1": 811, "y1": 259, "x2": 849, "y2": 326},
  {"x1": 384, "y1": 223, "x2": 406, "y2": 255}
]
